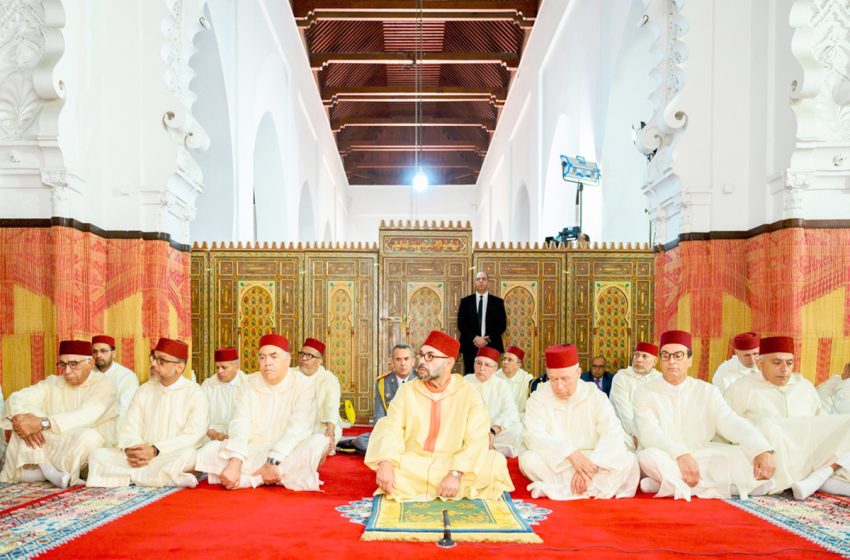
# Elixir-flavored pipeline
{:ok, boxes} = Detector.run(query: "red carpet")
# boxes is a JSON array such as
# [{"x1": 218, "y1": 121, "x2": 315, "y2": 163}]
[{"x1": 36, "y1": 450, "x2": 840, "y2": 559}]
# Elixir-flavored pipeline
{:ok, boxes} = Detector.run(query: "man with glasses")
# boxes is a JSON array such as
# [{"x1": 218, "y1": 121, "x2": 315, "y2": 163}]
[
  {"x1": 196, "y1": 334, "x2": 327, "y2": 490},
  {"x1": 87, "y1": 337, "x2": 209, "y2": 487},
  {"x1": 634, "y1": 330, "x2": 776, "y2": 501},
  {"x1": 520, "y1": 344, "x2": 638, "y2": 500},
  {"x1": 457, "y1": 271, "x2": 507, "y2": 374},
  {"x1": 580, "y1": 356, "x2": 614, "y2": 396},
  {"x1": 91, "y1": 335, "x2": 139, "y2": 419},
  {"x1": 712, "y1": 332, "x2": 760, "y2": 393},
  {"x1": 724, "y1": 336, "x2": 850, "y2": 500},
  {"x1": 365, "y1": 330, "x2": 514, "y2": 501},
  {"x1": 496, "y1": 345, "x2": 533, "y2": 413},
  {"x1": 1, "y1": 340, "x2": 117, "y2": 487},
  {"x1": 201, "y1": 347, "x2": 246, "y2": 442},
  {"x1": 465, "y1": 347, "x2": 521, "y2": 457},
  {"x1": 609, "y1": 342, "x2": 661, "y2": 450},
  {"x1": 297, "y1": 338, "x2": 342, "y2": 455}
]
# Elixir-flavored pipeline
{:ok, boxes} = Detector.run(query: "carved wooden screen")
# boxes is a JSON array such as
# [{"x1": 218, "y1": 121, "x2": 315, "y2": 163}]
[
  {"x1": 473, "y1": 247, "x2": 565, "y2": 376},
  {"x1": 378, "y1": 222, "x2": 472, "y2": 373},
  {"x1": 566, "y1": 247, "x2": 654, "y2": 372},
  {"x1": 304, "y1": 250, "x2": 378, "y2": 422},
  {"x1": 190, "y1": 250, "x2": 210, "y2": 377}
]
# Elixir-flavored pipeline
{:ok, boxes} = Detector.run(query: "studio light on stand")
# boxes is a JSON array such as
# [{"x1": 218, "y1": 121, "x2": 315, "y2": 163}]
[{"x1": 547, "y1": 154, "x2": 600, "y2": 243}]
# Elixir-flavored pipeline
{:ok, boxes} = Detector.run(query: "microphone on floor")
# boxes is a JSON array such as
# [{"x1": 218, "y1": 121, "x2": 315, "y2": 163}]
[{"x1": 436, "y1": 509, "x2": 456, "y2": 548}]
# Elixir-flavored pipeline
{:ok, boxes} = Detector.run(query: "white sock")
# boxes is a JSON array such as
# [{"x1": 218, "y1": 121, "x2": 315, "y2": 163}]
[
  {"x1": 208, "y1": 473, "x2": 221, "y2": 484},
  {"x1": 39, "y1": 463, "x2": 70, "y2": 488},
  {"x1": 791, "y1": 466, "x2": 833, "y2": 500},
  {"x1": 639, "y1": 477, "x2": 661, "y2": 494},
  {"x1": 819, "y1": 477, "x2": 850, "y2": 496},
  {"x1": 745, "y1": 480, "x2": 775, "y2": 497},
  {"x1": 22, "y1": 466, "x2": 47, "y2": 482},
  {"x1": 238, "y1": 475, "x2": 262, "y2": 489}
]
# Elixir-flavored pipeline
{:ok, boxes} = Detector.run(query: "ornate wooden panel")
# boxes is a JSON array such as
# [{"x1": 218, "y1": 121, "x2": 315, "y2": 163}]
[
  {"x1": 304, "y1": 251, "x2": 378, "y2": 422},
  {"x1": 190, "y1": 250, "x2": 210, "y2": 379},
  {"x1": 567, "y1": 249, "x2": 655, "y2": 372},
  {"x1": 379, "y1": 221, "x2": 472, "y2": 373},
  {"x1": 474, "y1": 251, "x2": 566, "y2": 375}
]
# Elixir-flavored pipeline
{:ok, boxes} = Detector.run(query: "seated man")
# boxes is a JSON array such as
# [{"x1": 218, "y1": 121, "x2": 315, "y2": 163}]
[
  {"x1": 196, "y1": 334, "x2": 326, "y2": 490},
  {"x1": 609, "y1": 342, "x2": 660, "y2": 450},
  {"x1": 365, "y1": 330, "x2": 514, "y2": 501},
  {"x1": 297, "y1": 338, "x2": 342, "y2": 454},
  {"x1": 464, "y1": 347, "x2": 522, "y2": 458},
  {"x1": 635, "y1": 330, "x2": 775, "y2": 501},
  {"x1": 87, "y1": 338, "x2": 209, "y2": 488},
  {"x1": 817, "y1": 362, "x2": 850, "y2": 413},
  {"x1": 1, "y1": 340, "x2": 117, "y2": 488},
  {"x1": 580, "y1": 356, "x2": 614, "y2": 396},
  {"x1": 496, "y1": 345, "x2": 533, "y2": 414},
  {"x1": 91, "y1": 335, "x2": 139, "y2": 419},
  {"x1": 520, "y1": 345, "x2": 638, "y2": 500},
  {"x1": 344, "y1": 344, "x2": 415, "y2": 454},
  {"x1": 725, "y1": 336, "x2": 850, "y2": 499},
  {"x1": 201, "y1": 347, "x2": 246, "y2": 442},
  {"x1": 711, "y1": 332, "x2": 760, "y2": 393}
]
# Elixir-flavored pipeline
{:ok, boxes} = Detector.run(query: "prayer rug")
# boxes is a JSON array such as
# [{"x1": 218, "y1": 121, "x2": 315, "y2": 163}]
[
  {"x1": 727, "y1": 491, "x2": 850, "y2": 556},
  {"x1": 354, "y1": 492, "x2": 544, "y2": 543},
  {"x1": 0, "y1": 483, "x2": 180, "y2": 560},
  {"x1": 0, "y1": 482, "x2": 76, "y2": 515}
]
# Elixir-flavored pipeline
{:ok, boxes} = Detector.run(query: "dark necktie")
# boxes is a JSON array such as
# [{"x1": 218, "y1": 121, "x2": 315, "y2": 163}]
[
  {"x1": 595, "y1": 377, "x2": 602, "y2": 389},
  {"x1": 477, "y1": 295, "x2": 483, "y2": 331}
]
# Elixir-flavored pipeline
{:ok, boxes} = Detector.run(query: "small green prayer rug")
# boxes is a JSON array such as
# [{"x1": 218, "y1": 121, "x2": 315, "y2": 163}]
[{"x1": 360, "y1": 492, "x2": 542, "y2": 543}]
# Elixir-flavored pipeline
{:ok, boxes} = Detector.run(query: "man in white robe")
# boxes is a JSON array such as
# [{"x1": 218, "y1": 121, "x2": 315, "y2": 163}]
[
  {"x1": 297, "y1": 337, "x2": 342, "y2": 454},
  {"x1": 711, "y1": 332, "x2": 760, "y2": 393},
  {"x1": 495, "y1": 345, "x2": 533, "y2": 414},
  {"x1": 520, "y1": 344, "x2": 638, "y2": 500},
  {"x1": 196, "y1": 334, "x2": 327, "y2": 490},
  {"x1": 87, "y1": 337, "x2": 209, "y2": 488},
  {"x1": 464, "y1": 347, "x2": 522, "y2": 458},
  {"x1": 725, "y1": 336, "x2": 850, "y2": 499},
  {"x1": 91, "y1": 335, "x2": 139, "y2": 420},
  {"x1": 1, "y1": 340, "x2": 117, "y2": 488},
  {"x1": 635, "y1": 330, "x2": 776, "y2": 501},
  {"x1": 817, "y1": 362, "x2": 850, "y2": 413},
  {"x1": 201, "y1": 347, "x2": 246, "y2": 442},
  {"x1": 609, "y1": 341, "x2": 660, "y2": 450}
]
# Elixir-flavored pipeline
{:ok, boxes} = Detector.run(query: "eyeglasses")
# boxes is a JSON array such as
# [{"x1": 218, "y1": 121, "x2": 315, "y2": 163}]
[
  {"x1": 149, "y1": 354, "x2": 182, "y2": 366},
  {"x1": 474, "y1": 360, "x2": 497, "y2": 369},
  {"x1": 659, "y1": 351, "x2": 687, "y2": 362},
  {"x1": 417, "y1": 351, "x2": 449, "y2": 362},
  {"x1": 298, "y1": 352, "x2": 321, "y2": 361},
  {"x1": 56, "y1": 358, "x2": 91, "y2": 371}
]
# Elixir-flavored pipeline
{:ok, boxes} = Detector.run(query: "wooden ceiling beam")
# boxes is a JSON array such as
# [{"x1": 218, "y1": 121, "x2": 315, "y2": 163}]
[
  {"x1": 311, "y1": 52, "x2": 519, "y2": 70},
  {"x1": 299, "y1": 11, "x2": 533, "y2": 28},
  {"x1": 331, "y1": 115, "x2": 496, "y2": 132},
  {"x1": 322, "y1": 87, "x2": 506, "y2": 107}
]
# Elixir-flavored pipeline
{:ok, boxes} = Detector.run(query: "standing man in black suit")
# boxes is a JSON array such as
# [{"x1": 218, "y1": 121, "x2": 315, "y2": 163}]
[{"x1": 457, "y1": 271, "x2": 507, "y2": 374}]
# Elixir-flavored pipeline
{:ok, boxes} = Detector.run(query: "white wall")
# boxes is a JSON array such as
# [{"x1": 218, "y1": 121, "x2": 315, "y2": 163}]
[{"x1": 346, "y1": 185, "x2": 477, "y2": 242}]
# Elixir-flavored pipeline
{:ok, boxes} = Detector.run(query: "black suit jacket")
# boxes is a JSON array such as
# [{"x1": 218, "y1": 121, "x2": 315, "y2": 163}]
[
  {"x1": 457, "y1": 292, "x2": 507, "y2": 352},
  {"x1": 580, "y1": 371, "x2": 614, "y2": 396}
]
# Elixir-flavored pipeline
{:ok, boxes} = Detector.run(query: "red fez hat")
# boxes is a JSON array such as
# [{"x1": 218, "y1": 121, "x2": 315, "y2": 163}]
[
  {"x1": 733, "y1": 332, "x2": 760, "y2": 351},
  {"x1": 259, "y1": 333, "x2": 290, "y2": 352},
  {"x1": 92, "y1": 335, "x2": 115, "y2": 348},
  {"x1": 660, "y1": 330, "x2": 692, "y2": 350},
  {"x1": 214, "y1": 347, "x2": 239, "y2": 362},
  {"x1": 154, "y1": 338, "x2": 189, "y2": 361},
  {"x1": 635, "y1": 341, "x2": 659, "y2": 357},
  {"x1": 476, "y1": 346, "x2": 501, "y2": 363},
  {"x1": 760, "y1": 336, "x2": 794, "y2": 355},
  {"x1": 423, "y1": 330, "x2": 460, "y2": 360},
  {"x1": 545, "y1": 345, "x2": 579, "y2": 369},
  {"x1": 303, "y1": 338, "x2": 326, "y2": 356},
  {"x1": 505, "y1": 345, "x2": 525, "y2": 361},
  {"x1": 59, "y1": 340, "x2": 92, "y2": 356}
]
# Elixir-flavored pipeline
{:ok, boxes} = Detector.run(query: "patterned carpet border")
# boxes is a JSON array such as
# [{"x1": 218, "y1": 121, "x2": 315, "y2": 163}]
[
  {"x1": 726, "y1": 491, "x2": 850, "y2": 556},
  {"x1": 0, "y1": 483, "x2": 182, "y2": 560}
]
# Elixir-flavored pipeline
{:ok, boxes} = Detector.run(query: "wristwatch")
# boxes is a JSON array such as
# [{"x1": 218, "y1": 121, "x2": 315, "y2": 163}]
[
  {"x1": 40, "y1": 417, "x2": 50, "y2": 431},
  {"x1": 266, "y1": 457, "x2": 282, "y2": 466},
  {"x1": 449, "y1": 470, "x2": 463, "y2": 479}
]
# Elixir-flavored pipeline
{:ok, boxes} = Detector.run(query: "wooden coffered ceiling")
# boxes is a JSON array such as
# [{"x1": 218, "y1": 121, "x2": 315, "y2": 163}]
[{"x1": 293, "y1": 0, "x2": 539, "y2": 185}]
